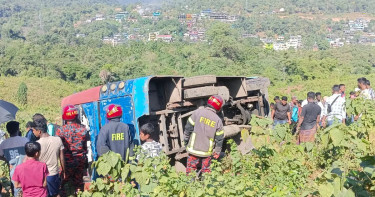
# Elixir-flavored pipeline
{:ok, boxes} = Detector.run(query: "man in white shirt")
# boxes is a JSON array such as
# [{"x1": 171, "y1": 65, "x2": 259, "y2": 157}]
[
  {"x1": 358, "y1": 78, "x2": 372, "y2": 100},
  {"x1": 353, "y1": 78, "x2": 373, "y2": 122},
  {"x1": 33, "y1": 120, "x2": 65, "y2": 197},
  {"x1": 365, "y1": 79, "x2": 375, "y2": 100},
  {"x1": 315, "y1": 92, "x2": 325, "y2": 121},
  {"x1": 322, "y1": 85, "x2": 346, "y2": 127},
  {"x1": 315, "y1": 92, "x2": 324, "y2": 109}
]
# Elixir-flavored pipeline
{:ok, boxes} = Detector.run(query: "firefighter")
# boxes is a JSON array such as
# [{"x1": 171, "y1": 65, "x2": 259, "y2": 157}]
[
  {"x1": 56, "y1": 105, "x2": 89, "y2": 195},
  {"x1": 97, "y1": 104, "x2": 134, "y2": 161},
  {"x1": 184, "y1": 95, "x2": 225, "y2": 175}
]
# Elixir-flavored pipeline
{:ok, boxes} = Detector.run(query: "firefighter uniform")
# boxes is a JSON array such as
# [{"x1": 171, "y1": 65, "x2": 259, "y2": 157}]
[
  {"x1": 184, "y1": 106, "x2": 224, "y2": 174},
  {"x1": 96, "y1": 104, "x2": 135, "y2": 162},
  {"x1": 56, "y1": 122, "x2": 88, "y2": 194},
  {"x1": 96, "y1": 118, "x2": 134, "y2": 161}
]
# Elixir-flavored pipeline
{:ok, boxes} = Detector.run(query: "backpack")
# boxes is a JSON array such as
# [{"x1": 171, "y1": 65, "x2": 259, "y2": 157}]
[
  {"x1": 47, "y1": 123, "x2": 55, "y2": 136},
  {"x1": 327, "y1": 96, "x2": 340, "y2": 114},
  {"x1": 291, "y1": 106, "x2": 299, "y2": 122}
]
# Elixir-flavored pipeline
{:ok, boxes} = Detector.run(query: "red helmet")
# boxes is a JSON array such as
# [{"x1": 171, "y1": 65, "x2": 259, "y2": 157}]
[
  {"x1": 62, "y1": 105, "x2": 79, "y2": 120},
  {"x1": 207, "y1": 95, "x2": 224, "y2": 111},
  {"x1": 106, "y1": 104, "x2": 123, "y2": 119}
]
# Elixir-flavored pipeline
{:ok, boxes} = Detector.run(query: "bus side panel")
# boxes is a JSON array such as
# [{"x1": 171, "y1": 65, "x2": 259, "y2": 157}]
[
  {"x1": 132, "y1": 76, "x2": 152, "y2": 143},
  {"x1": 81, "y1": 102, "x2": 100, "y2": 160}
]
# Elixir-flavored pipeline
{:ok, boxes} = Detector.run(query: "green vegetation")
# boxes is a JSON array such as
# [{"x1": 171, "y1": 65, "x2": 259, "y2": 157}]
[
  {"x1": 0, "y1": 160, "x2": 11, "y2": 195},
  {"x1": 16, "y1": 82, "x2": 28, "y2": 106},
  {"x1": 165, "y1": 0, "x2": 375, "y2": 15},
  {"x1": 1, "y1": 0, "x2": 375, "y2": 196},
  {"x1": 0, "y1": 0, "x2": 374, "y2": 131},
  {"x1": 79, "y1": 98, "x2": 375, "y2": 196},
  {"x1": 1, "y1": 28, "x2": 375, "y2": 85},
  {"x1": 0, "y1": 77, "x2": 87, "y2": 130}
]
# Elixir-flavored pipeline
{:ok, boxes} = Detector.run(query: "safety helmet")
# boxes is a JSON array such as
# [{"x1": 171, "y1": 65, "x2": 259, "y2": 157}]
[
  {"x1": 207, "y1": 95, "x2": 224, "y2": 111},
  {"x1": 106, "y1": 104, "x2": 123, "y2": 119},
  {"x1": 62, "y1": 105, "x2": 79, "y2": 120}
]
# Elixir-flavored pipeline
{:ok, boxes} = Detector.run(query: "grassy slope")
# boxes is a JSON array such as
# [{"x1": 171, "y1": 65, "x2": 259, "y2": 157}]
[
  {"x1": 0, "y1": 77, "x2": 88, "y2": 130},
  {"x1": 268, "y1": 73, "x2": 375, "y2": 101}
]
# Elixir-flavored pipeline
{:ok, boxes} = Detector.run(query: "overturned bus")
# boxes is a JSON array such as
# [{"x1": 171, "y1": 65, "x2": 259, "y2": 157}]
[{"x1": 61, "y1": 75, "x2": 270, "y2": 170}]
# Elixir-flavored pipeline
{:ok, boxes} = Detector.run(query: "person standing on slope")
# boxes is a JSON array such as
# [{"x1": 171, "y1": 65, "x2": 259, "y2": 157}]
[
  {"x1": 296, "y1": 92, "x2": 321, "y2": 144},
  {"x1": 184, "y1": 95, "x2": 225, "y2": 175},
  {"x1": 56, "y1": 105, "x2": 89, "y2": 195}
]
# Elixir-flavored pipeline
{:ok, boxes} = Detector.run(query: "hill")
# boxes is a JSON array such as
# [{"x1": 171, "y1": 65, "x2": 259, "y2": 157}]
[{"x1": 0, "y1": 77, "x2": 87, "y2": 129}]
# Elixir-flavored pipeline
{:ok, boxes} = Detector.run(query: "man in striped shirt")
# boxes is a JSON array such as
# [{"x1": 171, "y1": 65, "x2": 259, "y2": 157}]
[{"x1": 322, "y1": 85, "x2": 346, "y2": 127}]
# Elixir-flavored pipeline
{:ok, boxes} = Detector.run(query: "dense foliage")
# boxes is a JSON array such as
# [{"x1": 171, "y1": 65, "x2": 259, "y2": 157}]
[
  {"x1": 1, "y1": 1, "x2": 375, "y2": 195},
  {"x1": 16, "y1": 82, "x2": 27, "y2": 106},
  {"x1": 0, "y1": 160, "x2": 11, "y2": 195},
  {"x1": 0, "y1": 0, "x2": 374, "y2": 87},
  {"x1": 1, "y1": 33, "x2": 375, "y2": 87},
  {"x1": 164, "y1": 0, "x2": 375, "y2": 15},
  {"x1": 78, "y1": 98, "x2": 375, "y2": 196},
  {"x1": 0, "y1": 77, "x2": 87, "y2": 131}
]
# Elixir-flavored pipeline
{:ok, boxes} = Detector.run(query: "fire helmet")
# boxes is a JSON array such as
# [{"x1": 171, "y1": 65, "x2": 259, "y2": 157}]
[
  {"x1": 207, "y1": 95, "x2": 224, "y2": 111},
  {"x1": 106, "y1": 104, "x2": 123, "y2": 119},
  {"x1": 62, "y1": 105, "x2": 79, "y2": 120}
]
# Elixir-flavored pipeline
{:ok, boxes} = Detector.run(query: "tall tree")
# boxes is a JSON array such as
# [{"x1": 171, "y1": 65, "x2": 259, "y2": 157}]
[{"x1": 17, "y1": 82, "x2": 28, "y2": 105}]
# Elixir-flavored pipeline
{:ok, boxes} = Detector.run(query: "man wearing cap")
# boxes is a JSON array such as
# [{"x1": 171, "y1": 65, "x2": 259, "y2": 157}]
[
  {"x1": 184, "y1": 95, "x2": 225, "y2": 175},
  {"x1": 97, "y1": 104, "x2": 134, "y2": 161}
]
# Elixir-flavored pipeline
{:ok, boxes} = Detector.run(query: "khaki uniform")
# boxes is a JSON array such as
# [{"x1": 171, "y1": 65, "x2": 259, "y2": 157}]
[{"x1": 184, "y1": 107, "x2": 224, "y2": 174}]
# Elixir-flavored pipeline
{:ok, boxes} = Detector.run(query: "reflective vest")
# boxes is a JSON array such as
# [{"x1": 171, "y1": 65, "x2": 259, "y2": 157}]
[{"x1": 186, "y1": 107, "x2": 224, "y2": 157}]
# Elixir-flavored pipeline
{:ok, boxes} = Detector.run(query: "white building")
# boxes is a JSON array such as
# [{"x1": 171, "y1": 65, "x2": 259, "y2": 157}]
[
  {"x1": 288, "y1": 35, "x2": 302, "y2": 49},
  {"x1": 273, "y1": 43, "x2": 289, "y2": 51}
]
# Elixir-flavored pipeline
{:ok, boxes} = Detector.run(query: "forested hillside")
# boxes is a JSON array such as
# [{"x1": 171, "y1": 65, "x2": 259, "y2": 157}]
[
  {"x1": 1, "y1": 1, "x2": 375, "y2": 196},
  {"x1": 164, "y1": 0, "x2": 375, "y2": 14},
  {"x1": 0, "y1": 0, "x2": 375, "y2": 124},
  {"x1": 1, "y1": 28, "x2": 374, "y2": 86}
]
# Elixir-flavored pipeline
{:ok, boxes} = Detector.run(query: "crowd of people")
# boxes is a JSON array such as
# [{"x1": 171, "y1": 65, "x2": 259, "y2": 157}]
[
  {"x1": 0, "y1": 94, "x2": 228, "y2": 197},
  {"x1": 270, "y1": 77, "x2": 375, "y2": 144},
  {"x1": 1, "y1": 77, "x2": 373, "y2": 196},
  {"x1": 0, "y1": 104, "x2": 164, "y2": 197}
]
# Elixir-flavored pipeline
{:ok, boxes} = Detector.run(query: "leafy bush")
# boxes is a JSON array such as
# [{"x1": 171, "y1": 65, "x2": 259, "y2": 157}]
[
  {"x1": 16, "y1": 82, "x2": 27, "y2": 105},
  {"x1": 0, "y1": 160, "x2": 12, "y2": 195},
  {"x1": 79, "y1": 98, "x2": 375, "y2": 197}
]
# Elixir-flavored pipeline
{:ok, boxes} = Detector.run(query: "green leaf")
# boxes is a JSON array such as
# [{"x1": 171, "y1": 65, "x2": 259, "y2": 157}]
[
  {"x1": 97, "y1": 162, "x2": 111, "y2": 176},
  {"x1": 96, "y1": 178, "x2": 105, "y2": 191},
  {"x1": 111, "y1": 168, "x2": 118, "y2": 179},
  {"x1": 207, "y1": 188, "x2": 215, "y2": 195},
  {"x1": 159, "y1": 176, "x2": 168, "y2": 184},
  {"x1": 93, "y1": 192, "x2": 104, "y2": 197},
  {"x1": 330, "y1": 128, "x2": 344, "y2": 146},
  {"x1": 244, "y1": 190, "x2": 254, "y2": 196},
  {"x1": 332, "y1": 177, "x2": 341, "y2": 195},
  {"x1": 304, "y1": 142, "x2": 314, "y2": 152},
  {"x1": 321, "y1": 133, "x2": 330, "y2": 148},
  {"x1": 217, "y1": 176, "x2": 224, "y2": 182},
  {"x1": 114, "y1": 182, "x2": 121, "y2": 193},
  {"x1": 336, "y1": 188, "x2": 355, "y2": 197},
  {"x1": 108, "y1": 154, "x2": 119, "y2": 168},
  {"x1": 355, "y1": 139, "x2": 367, "y2": 152},
  {"x1": 121, "y1": 164, "x2": 130, "y2": 182},
  {"x1": 318, "y1": 183, "x2": 334, "y2": 197},
  {"x1": 196, "y1": 188, "x2": 204, "y2": 196}
]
